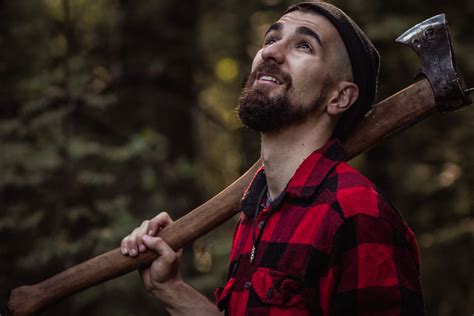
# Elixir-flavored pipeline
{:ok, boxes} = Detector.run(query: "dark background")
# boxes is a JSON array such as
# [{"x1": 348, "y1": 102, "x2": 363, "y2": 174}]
[{"x1": 1, "y1": 0, "x2": 473, "y2": 315}]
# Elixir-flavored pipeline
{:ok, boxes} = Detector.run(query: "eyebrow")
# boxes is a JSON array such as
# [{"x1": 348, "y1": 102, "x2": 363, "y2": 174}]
[
  {"x1": 264, "y1": 23, "x2": 323, "y2": 48},
  {"x1": 264, "y1": 22, "x2": 282, "y2": 36},
  {"x1": 295, "y1": 26, "x2": 323, "y2": 48}
]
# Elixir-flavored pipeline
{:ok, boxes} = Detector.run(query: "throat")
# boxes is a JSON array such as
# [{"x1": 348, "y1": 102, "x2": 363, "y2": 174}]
[
  {"x1": 263, "y1": 152, "x2": 300, "y2": 200},
  {"x1": 261, "y1": 123, "x2": 332, "y2": 199}
]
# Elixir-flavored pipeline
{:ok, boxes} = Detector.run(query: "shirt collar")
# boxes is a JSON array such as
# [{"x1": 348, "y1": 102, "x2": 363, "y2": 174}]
[{"x1": 240, "y1": 138, "x2": 346, "y2": 217}]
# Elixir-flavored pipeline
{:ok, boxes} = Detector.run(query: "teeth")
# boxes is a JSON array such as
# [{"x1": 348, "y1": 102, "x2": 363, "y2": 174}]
[{"x1": 259, "y1": 75, "x2": 279, "y2": 84}]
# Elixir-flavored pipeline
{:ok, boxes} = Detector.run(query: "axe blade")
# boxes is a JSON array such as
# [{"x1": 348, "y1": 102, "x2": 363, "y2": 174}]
[{"x1": 396, "y1": 14, "x2": 472, "y2": 111}]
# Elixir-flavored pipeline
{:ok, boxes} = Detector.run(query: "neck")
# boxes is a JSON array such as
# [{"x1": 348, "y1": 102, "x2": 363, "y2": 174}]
[{"x1": 261, "y1": 117, "x2": 333, "y2": 200}]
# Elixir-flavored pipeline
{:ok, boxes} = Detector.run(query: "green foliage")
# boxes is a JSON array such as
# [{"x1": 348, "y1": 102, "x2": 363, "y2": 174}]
[{"x1": 1, "y1": 0, "x2": 473, "y2": 315}]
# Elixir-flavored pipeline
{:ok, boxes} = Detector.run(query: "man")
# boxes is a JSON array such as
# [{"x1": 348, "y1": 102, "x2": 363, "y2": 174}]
[{"x1": 121, "y1": 2, "x2": 424, "y2": 315}]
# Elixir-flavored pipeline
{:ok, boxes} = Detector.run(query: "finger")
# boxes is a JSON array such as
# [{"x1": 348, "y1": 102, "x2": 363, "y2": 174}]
[
  {"x1": 136, "y1": 220, "x2": 150, "y2": 253},
  {"x1": 142, "y1": 235, "x2": 177, "y2": 264},
  {"x1": 139, "y1": 267, "x2": 152, "y2": 291},
  {"x1": 176, "y1": 248, "x2": 183, "y2": 261},
  {"x1": 120, "y1": 236, "x2": 130, "y2": 255},
  {"x1": 126, "y1": 227, "x2": 140, "y2": 257},
  {"x1": 148, "y1": 212, "x2": 174, "y2": 236}
]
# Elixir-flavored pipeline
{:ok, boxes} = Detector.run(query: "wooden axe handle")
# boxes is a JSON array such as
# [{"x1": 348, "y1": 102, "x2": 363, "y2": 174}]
[{"x1": 8, "y1": 79, "x2": 436, "y2": 316}]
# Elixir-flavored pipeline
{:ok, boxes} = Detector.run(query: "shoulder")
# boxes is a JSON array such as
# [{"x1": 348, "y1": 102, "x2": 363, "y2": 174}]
[
  {"x1": 328, "y1": 162, "x2": 421, "y2": 262},
  {"x1": 328, "y1": 162, "x2": 405, "y2": 228}
]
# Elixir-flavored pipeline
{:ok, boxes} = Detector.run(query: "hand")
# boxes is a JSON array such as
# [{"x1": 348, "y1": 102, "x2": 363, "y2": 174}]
[
  {"x1": 120, "y1": 212, "x2": 183, "y2": 289},
  {"x1": 140, "y1": 234, "x2": 183, "y2": 289},
  {"x1": 121, "y1": 213, "x2": 221, "y2": 315},
  {"x1": 121, "y1": 212, "x2": 172, "y2": 257},
  {"x1": 139, "y1": 236, "x2": 220, "y2": 315}
]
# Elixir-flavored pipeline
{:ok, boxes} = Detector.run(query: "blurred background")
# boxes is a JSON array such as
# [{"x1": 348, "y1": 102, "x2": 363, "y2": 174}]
[{"x1": 1, "y1": 0, "x2": 473, "y2": 315}]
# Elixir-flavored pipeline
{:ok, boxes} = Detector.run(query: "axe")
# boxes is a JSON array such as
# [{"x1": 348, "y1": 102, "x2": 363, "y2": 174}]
[{"x1": 8, "y1": 14, "x2": 473, "y2": 316}]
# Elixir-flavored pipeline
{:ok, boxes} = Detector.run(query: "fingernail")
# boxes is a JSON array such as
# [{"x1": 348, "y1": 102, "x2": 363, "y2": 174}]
[
  {"x1": 139, "y1": 244, "x2": 146, "y2": 252},
  {"x1": 121, "y1": 248, "x2": 128, "y2": 255},
  {"x1": 143, "y1": 235, "x2": 150, "y2": 241},
  {"x1": 130, "y1": 249, "x2": 137, "y2": 256}
]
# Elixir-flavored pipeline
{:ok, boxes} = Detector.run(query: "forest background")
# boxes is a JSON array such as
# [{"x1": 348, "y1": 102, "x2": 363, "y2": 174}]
[{"x1": 1, "y1": 0, "x2": 473, "y2": 315}]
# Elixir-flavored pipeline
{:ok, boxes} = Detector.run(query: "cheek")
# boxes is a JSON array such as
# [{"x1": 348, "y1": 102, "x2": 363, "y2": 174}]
[
  {"x1": 292, "y1": 66, "x2": 322, "y2": 98},
  {"x1": 293, "y1": 67, "x2": 321, "y2": 90},
  {"x1": 250, "y1": 50, "x2": 264, "y2": 72},
  {"x1": 300, "y1": 65, "x2": 320, "y2": 86}
]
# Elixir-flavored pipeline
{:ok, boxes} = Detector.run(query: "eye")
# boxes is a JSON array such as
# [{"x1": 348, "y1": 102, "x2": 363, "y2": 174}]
[
  {"x1": 298, "y1": 42, "x2": 313, "y2": 52},
  {"x1": 264, "y1": 37, "x2": 277, "y2": 46}
]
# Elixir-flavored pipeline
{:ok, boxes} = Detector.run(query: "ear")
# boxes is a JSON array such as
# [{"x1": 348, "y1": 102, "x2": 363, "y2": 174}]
[{"x1": 326, "y1": 81, "x2": 359, "y2": 116}]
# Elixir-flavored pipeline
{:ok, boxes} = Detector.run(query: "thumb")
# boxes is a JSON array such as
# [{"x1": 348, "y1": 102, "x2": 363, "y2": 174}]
[
  {"x1": 139, "y1": 267, "x2": 152, "y2": 289},
  {"x1": 142, "y1": 235, "x2": 175, "y2": 257}
]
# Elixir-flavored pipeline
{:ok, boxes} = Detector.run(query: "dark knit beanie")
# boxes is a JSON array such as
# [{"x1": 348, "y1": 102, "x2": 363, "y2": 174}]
[{"x1": 285, "y1": 1, "x2": 380, "y2": 140}]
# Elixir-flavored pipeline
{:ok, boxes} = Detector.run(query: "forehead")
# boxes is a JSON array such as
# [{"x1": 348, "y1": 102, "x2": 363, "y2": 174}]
[{"x1": 272, "y1": 11, "x2": 339, "y2": 43}]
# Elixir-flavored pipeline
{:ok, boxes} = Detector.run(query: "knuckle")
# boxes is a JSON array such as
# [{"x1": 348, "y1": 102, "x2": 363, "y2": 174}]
[
  {"x1": 159, "y1": 212, "x2": 173, "y2": 224},
  {"x1": 126, "y1": 237, "x2": 136, "y2": 248},
  {"x1": 136, "y1": 232, "x2": 143, "y2": 240},
  {"x1": 122, "y1": 236, "x2": 131, "y2": 245},
  {"x1": 136, "y1": 228, "x2": 146, "y2": 239},
  {"x1": 149, "y1": 212, "x2": 174, "y2": 234},
  {"x1": 157, "y1": 211, "x2": 169, "y2": 220},
  {"x1": 163, "y1": 252, "x2": 178, "y2": 265}
]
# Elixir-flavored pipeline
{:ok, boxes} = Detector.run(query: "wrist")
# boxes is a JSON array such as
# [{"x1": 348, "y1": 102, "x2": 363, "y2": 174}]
[
  {"x1": 149, "y1": 276, "x2": 187, "y2": 312},
  {"x1": 149, "y1": 277, "x2": 221, "y2": 316},
  {"x1": 150, "y1": 274, "x2": 183, "y2": 294}
]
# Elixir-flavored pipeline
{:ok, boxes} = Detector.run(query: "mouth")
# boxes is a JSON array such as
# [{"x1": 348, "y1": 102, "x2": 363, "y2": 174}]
[{"x1": 254, "y1": 73, "x2": 283, "y2": 86}]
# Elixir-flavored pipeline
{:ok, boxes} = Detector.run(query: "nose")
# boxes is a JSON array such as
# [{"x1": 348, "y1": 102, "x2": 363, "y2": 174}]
[{"x1": 261, "y1": 41, "x2": 286, "y2": 64}]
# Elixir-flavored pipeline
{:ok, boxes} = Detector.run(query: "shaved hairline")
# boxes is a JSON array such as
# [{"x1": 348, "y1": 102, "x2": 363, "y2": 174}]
[
  {"x1": 283, "y1": 9, "x2": 353, "y2": 83},
  {"x1": 331, "y1": 34, "x2": 353, "y2": 82}
]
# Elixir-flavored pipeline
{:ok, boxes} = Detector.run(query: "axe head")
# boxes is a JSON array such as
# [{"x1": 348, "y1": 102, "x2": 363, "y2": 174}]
[{"x1": 396, "y1": 14, "x2": 472, "y2": 111}]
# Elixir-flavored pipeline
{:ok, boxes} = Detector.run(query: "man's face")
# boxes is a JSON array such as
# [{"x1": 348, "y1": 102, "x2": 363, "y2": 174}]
[{"x1": 238, "y1": 11, "x2": 342, "y2": 133}]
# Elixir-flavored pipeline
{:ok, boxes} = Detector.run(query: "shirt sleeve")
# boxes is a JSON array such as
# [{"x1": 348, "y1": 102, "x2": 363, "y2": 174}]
[{"x1": 329, "y1": 213, "x2": 425, "y2": 315}]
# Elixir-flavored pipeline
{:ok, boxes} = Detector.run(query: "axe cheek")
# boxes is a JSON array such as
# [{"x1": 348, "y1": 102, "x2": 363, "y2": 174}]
[{"x1": 396, "y1": 14, "x2": 472, "y2": 111}]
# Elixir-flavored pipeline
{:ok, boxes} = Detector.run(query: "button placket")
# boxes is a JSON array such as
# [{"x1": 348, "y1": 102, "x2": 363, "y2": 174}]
[
  {"x1": 255, "y1": 209, "x2": 268, "y2": 233},
  {"x1": 250, "y1": 187, "x2": 270, "y2": 264},
  {"x1": 266, "y1": 287, "x2": 273, "y2": 299}
]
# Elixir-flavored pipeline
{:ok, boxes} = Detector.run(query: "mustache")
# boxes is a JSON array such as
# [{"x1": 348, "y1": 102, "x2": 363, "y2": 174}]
[{"x1": 248, "y1": 61, "x2": 292, "y2": 87}]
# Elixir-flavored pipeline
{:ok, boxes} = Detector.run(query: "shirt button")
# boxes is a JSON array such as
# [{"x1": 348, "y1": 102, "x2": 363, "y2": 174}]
[
  {"x1": 258, "y1": 221, "x2": 264, "y2": 229},
  {"x1": 266, "y1": 288, "x2": 273, "y2": 299},
  {"x1": 244, "y1": 281, "x2": 252, "y2": 289}
]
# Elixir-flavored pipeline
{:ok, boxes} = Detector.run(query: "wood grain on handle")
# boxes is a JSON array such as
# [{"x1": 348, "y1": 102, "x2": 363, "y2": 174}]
[
  {"x1": 343, "y1": 79, "x2": 436, "y2": 158},
  {"x1": 8, "y1": 160, "x2": 261, "y2": 316},
  {"x1": 8, "y1": 79, "x2": 440, "y2": 316}
]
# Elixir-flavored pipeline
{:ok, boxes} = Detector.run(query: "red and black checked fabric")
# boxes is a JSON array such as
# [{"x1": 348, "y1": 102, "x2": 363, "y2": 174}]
[{"x1": 215, "y1": 139, "x2": 424, "y2": 315}]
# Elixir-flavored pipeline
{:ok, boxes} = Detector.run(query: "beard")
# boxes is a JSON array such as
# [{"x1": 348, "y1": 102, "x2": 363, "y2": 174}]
[{"x1": 238, "y1": 62, "x2": 330, "y2": 133}]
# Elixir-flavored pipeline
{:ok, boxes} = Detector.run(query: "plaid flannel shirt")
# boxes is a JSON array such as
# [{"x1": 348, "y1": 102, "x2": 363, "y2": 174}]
[{"x1": 215, "y1": 139, "x2": 424, "y2": 315}]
